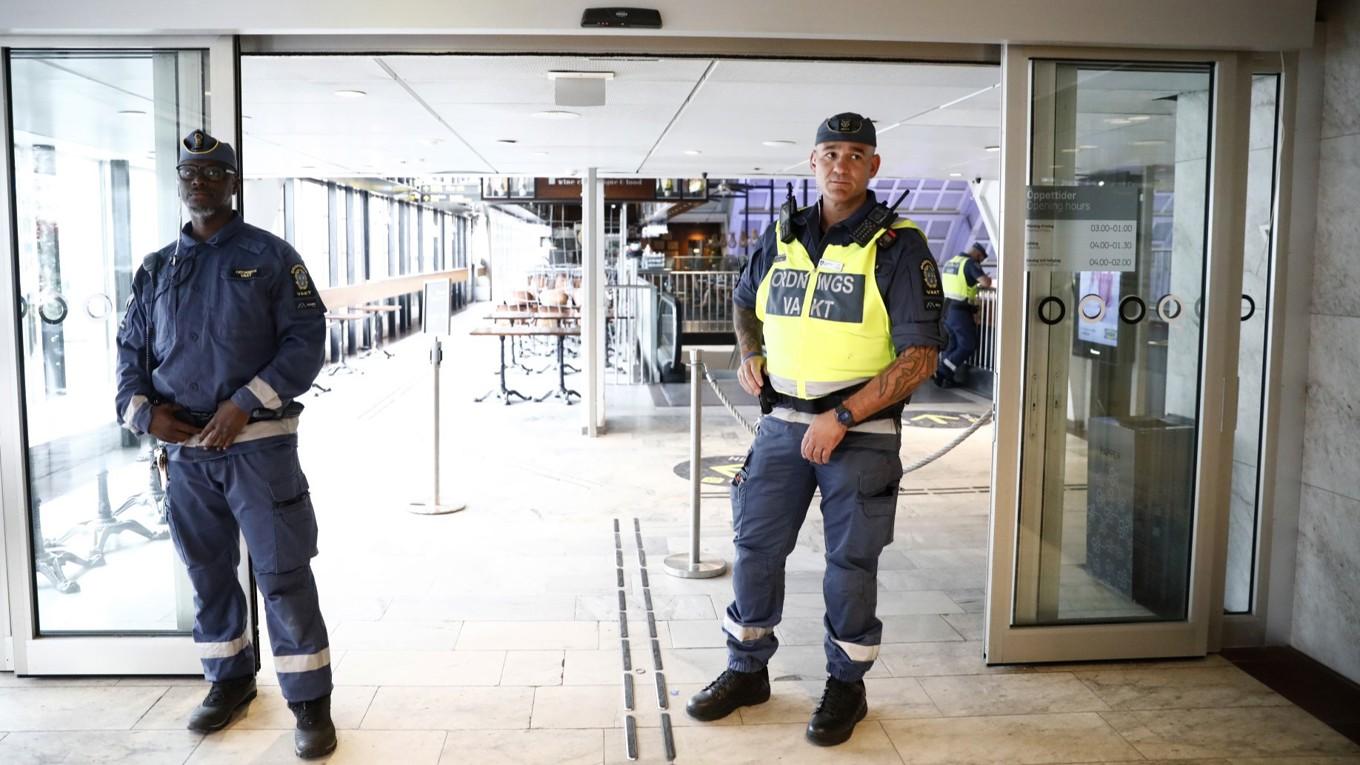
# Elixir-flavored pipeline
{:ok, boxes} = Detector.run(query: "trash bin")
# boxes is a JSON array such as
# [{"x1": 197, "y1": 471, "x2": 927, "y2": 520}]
[{"x1": 1086, "y1": 414, "x2": 1195, "y2": 619}]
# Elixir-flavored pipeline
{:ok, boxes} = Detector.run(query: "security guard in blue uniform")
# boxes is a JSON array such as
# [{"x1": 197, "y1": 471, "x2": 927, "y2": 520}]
[
  {"x1": 934, "y1": 242, "x2": 992, "y2": 387},
  {"x1": 686, "y1": 113, "x2": 943, "y2": 746},
  {"x1": 114, "y1": 130, "x2": 336, "y2": 759}
]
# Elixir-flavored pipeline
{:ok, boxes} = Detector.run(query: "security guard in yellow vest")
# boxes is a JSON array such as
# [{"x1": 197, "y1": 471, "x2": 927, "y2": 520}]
[
  {"x1": 935, "y1": 242, "x2": 993, "y2": 387},
  {"x1": 686, "y1": 113, "x2": 944, "y2": 747}
]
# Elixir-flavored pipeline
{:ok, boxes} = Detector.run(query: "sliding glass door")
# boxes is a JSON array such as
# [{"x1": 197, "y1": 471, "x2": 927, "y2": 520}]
[
  {"x1": 1, "y1": 37, "x2": 243, "y2": 674},
  {"x1": 987, "y1": 46, "x2": 1251, "y2": 662}
]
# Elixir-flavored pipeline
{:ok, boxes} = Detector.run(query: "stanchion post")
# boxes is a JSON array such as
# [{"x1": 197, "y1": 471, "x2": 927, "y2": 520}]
[
  {"x1": 411, "y1": 334, "x2": 466, "y2": 515},
  {"x1": 663, "y1": 348, "x2": 728, "y2": 579}
]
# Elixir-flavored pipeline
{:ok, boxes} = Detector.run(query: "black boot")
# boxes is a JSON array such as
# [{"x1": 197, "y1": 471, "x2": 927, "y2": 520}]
[
  {"x1": 806, "y1": 676, "x2": 868, "y2": 747},
  {"x1": 685, "y1": 667, "x2": 771, "y2": 721},
  {"x1": 289, "y1": 694, "x2": 338, "y2": 759},
  {"x1": 186, "y1": 676, "x2": 257, "y2": 733}
]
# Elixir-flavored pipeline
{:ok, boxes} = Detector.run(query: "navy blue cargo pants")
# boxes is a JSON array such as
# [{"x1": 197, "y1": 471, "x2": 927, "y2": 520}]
[
  {"x1": 165, "y1": 435, "x2": 332, "y2": 702},
  {"x1": 724, "y1": 416, "x2": 902, "y2": 682},
  {"x1": 939, "y1": 303, "x2": 978, "y2": 383}
]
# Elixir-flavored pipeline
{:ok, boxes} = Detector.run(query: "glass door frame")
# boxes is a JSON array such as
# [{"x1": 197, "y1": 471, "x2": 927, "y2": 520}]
[
  {"x1": 0, "y1": 34, "x2": 243, "y2": 675},
  {"x1": 987, "y1": 44, "x2": 1253, "y2": 664},
  {"x1": 1217, "y1": 52, "x2": 1299, "y2": 649}
]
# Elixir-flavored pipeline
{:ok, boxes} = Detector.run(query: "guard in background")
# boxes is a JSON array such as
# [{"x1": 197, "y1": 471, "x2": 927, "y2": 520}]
[
  {"x1": 686, "y1": 113, "x2": 943, "y2": 746},
  {"x1": 114, "y1": 130, "x2": 336, "y2": 759},
  {"x1": 934, "y1": 241, "x2": 993, "y2": 387}
]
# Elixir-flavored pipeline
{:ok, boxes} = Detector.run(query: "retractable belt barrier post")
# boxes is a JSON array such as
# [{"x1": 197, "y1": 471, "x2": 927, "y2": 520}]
[
  {"x1": 663, "y1": 348, "x2": 729, "y2": 579},
  {"x1": 410, "y1": 335, "x2": 466, "y2": 515}
]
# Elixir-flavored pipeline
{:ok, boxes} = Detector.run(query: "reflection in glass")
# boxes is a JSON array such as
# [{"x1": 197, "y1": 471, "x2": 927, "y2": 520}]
[
  {"x1": 1015, "y1": 62, "x2": 1213, "y2": 626},
  {"x1": 1224, "y1": 74, "x2": 1281, "y2": 613},
  {"x1": 11, "y1": 50, "x2": 205, "y2": 633}
]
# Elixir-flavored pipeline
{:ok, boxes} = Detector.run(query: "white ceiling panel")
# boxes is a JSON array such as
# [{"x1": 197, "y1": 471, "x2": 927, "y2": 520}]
[{"x1": 239, "y1": 54, "x2": 1002, "y2": 180}]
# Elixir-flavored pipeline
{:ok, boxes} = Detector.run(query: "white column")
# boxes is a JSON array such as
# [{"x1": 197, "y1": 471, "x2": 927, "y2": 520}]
[{"x1": 582, "y1": 169, "x2": 606, "y2": 436}]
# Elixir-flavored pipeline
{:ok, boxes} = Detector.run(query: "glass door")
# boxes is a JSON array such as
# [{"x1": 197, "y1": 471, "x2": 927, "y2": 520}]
[
  {"x1": 987, "y1": 46, "x2": 1250, "y2": 663},
  {"x1": 0, "y1": 38, "x2": 244, "y2": 674}
]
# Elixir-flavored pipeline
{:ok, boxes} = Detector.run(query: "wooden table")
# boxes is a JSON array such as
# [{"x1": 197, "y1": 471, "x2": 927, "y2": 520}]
[
  {"x1": 482, "y1": 310, "x2": 580, "y2": 372},
  {"x1": 483, "y1": 310, "x2": 578, "y2": 322},
  {"x1": 469, "y1": 325, "x2": 581, "y2": 404}
]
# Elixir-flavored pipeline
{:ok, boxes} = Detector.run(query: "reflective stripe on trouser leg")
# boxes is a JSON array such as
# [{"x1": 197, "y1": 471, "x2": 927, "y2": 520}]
[
  {"x1": 165, "y1": 458, "x2": 257, "y2": 683},
  {"x1": 813, "y1": 430, "x2": 901, "y2": 682},
  {"x1": 725, "y1": 418, "x2": 817, "y2": 674},
  {"x1": 223, "y1": 440, "x2": 332, "y2": 702},
  {"x1": 258, "y1": 567, "x2": 332, "y2": 701}
]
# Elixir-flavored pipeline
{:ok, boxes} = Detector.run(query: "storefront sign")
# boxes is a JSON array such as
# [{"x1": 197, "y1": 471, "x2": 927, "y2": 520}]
[
  {"x1": 1025, "y1": 185, "x2": 1138, "y2": 272},
  {"x1": 482, "y1": 176, "x2": 707, "y2": 203}
]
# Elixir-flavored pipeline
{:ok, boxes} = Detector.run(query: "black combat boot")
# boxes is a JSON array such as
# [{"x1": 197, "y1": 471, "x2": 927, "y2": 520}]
[
  {"x1": 806, "y1": 676, "x2": 868, "y2": 746},
  {"x1": 289, "y1": 694, "x2": 338, "y2": 759},
  {"x1": 186, "y1": 676, "x2": 257, "y2": 733},
  {"x1": 685, "y1": 667, "x2": 771, "y2": 721}
]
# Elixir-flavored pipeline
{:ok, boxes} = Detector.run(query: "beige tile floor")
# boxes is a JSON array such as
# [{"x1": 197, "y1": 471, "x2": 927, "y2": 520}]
[{"x1": 2, "y1": 304, "x2": 1358, "y2": 764}]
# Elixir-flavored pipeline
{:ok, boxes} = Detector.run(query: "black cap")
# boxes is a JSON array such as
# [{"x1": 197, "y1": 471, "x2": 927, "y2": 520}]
[
  {"x1": 178, "y1": 129, "x2": 237, "y2": 169},
  {"x1": 969, "y1": 242, "x2": 988, "y2": 256},
  {"x1": 815, "y1": 112, "x2": 876, "y2": 147}
]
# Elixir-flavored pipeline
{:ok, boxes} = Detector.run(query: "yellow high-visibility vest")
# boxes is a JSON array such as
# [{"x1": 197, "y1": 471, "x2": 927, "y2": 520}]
[
  {"x1": 940, "y1": 254, "x2": 979, "y2": 304},
  {"x1": 755, "y1": 217, "x2": 922, "y2": 399}
]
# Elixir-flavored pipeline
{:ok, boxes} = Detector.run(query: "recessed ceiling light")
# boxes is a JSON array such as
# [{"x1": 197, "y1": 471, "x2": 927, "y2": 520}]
[
  {"x1": 984, "y1": 145, "x2": 1000, "y2": 152},
  {"x1": 1127, "y1": 115, "x2": 1151, "y2": 122},
  {"x1": 949, "y1": 172, "x2": 963, "y2": 177},
  {"x1": 1078, "y1": 144, "x2": 1098, "y2": 150},
  {"x1": 334, "y1": 89, "x2": 367, "y2": 98},
  {"x1": 546, "y1": 70, "x2": 615, "y2": 81},
  {"x1": 762, "y1": 139, "x2": 796, "y2": 147},
  {"x1": 117, "y1": 109, "x2": 146, "y2": 116},
  {"x1": 683, "y1": 149, "x2": 702, "y2": 156},
  {"x1": 1133, "y1": 139, "x2": 1168, "y2": 146},
  {"x1": 1105, "y1": 117, "x2": 1132, "y2": 125},
  {"x1": 532, "y1": 110, "x2": 581, "y2": 120}
]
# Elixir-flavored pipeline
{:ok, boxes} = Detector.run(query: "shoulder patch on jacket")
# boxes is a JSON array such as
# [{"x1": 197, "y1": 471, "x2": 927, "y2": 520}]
[
  {"x1": 920, "y1": 259, "x2": 943, "y2": 298},
  {"x1": 290, "y1": 264, "x2": 315, "y2": 298}
]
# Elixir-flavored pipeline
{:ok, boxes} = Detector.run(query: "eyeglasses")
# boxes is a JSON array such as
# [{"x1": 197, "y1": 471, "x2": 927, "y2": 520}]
[{"x1": 176, "y1": 164, "x2": 236, "y2": 181}]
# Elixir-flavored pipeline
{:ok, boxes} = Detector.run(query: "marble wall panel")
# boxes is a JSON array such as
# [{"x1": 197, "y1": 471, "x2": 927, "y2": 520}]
[
  {"x1": 1322, "y1": 0, "x2": 1360, "y2": 140},
  {"x1": 1291, "y1": 485, "x2": 1360, "y2": 683},
  {"x1": 1312, "y1": 133, "x2": 1360, "y2": 318},
  {"x1": 1299, "y1": 315, "x2": 1360, "y2": 500}
]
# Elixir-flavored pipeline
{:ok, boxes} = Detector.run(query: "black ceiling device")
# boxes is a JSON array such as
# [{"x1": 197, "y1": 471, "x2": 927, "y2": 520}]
[{"x1": 581, "y1": 7, "x2": 663, "y2": 28}]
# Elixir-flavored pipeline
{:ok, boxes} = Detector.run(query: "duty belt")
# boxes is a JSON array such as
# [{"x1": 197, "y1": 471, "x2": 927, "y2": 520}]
[
  {"x1": 176, "y1": 401, "x2": 305, "y2": 427},
  {"x1": 769, "y1": 382, "x2": 906, "y2": 422}
]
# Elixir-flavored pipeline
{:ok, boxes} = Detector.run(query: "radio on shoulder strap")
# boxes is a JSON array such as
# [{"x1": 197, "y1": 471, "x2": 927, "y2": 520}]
[
  {"x1": 778, "y1": 182, "x2": 799, "y2": 244},
  {"x1": 850, "y1": 189, "x2": 912, "y2": 247}
]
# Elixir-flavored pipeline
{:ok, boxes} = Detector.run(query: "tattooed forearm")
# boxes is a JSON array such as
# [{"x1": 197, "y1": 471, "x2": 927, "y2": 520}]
[
  {"x1": 734, "y1": 306, "x2": 764, "y2": 357},
  {"x1": 876, "y1": 346, "x2": 936, "y2": 401},
  {"x1": 843, "y1": 345, "x2": 938, "y2": 422}
]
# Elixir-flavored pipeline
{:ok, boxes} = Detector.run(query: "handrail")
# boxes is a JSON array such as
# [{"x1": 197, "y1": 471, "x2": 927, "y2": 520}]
[{"x1": 319, "y1": 266, "x2": 483, "y2": 309}]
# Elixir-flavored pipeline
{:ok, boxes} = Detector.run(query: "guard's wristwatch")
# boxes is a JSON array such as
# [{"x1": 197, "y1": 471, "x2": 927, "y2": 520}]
[{"x1": 834, "y1": 404, "x2": 855, "y2": 428}]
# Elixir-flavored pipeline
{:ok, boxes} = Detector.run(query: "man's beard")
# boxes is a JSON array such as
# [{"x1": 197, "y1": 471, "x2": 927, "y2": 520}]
[{"x1": 187, "y1": 201, "x2": 221, "y2": 217}]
